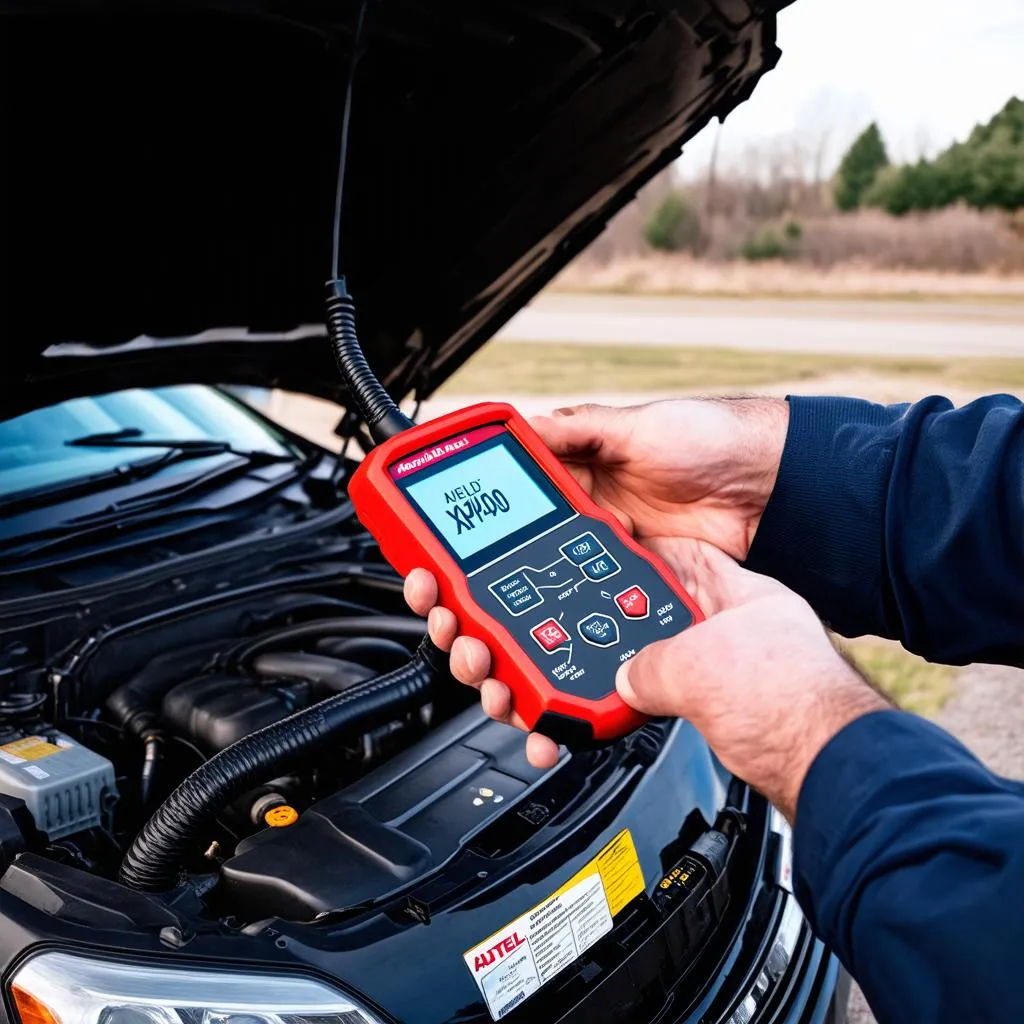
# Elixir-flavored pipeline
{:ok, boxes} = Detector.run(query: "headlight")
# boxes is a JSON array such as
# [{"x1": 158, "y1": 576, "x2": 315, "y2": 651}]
[
  {"x1": 9, "y1": 951, "x2": 385, "y2": 1024},
  {"x1": 768, "y1": 804, "x2": 793, "y2": 893}
]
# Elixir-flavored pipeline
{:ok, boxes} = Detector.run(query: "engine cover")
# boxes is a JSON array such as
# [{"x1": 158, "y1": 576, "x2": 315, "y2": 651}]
[
  {"x1": 219, "y1": 706, "x2": 546, "y2": 920},
  {"x1": 161, "y1": 676, "x2": 301, "y2": 752}
]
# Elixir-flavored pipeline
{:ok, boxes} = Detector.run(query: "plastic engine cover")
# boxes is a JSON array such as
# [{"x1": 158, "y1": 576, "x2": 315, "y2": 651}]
[
  {"x1": 220, "y1": 706, "x2": 547, "y2": 920},
  {"x1": 0, "y1": 730, "x2": 116, "y2": 839}
]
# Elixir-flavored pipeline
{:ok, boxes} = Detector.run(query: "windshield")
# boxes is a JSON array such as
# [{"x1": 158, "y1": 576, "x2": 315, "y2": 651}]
[{"x1": 0, "y1": 385, "x2": 296, "y2": 501}]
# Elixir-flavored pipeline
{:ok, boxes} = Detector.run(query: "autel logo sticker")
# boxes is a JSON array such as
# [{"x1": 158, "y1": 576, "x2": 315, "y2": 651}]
[
  {"x1": 472, "y1": 931, "x2": 526, "y2": 973},
  {"x1": 463, "y1": 829, "x2": 645, "y2": 1020}
]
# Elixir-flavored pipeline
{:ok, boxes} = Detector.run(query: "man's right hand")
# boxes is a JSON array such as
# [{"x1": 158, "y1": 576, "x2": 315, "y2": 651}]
[
  {"x1": 615, "y1": 541, "x2": 887, "y2": 820},
  {"x1": 407, "y1": 538, "x2": 887, "y2": 810},
  {"x1": 532, "y1": 398, "x2": 788, "y2": 560}
]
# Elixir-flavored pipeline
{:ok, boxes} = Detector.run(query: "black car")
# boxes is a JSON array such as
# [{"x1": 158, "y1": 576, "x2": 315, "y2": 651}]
[{"x1": 0, "y1": 2, "x2": 848, "y2": 1022}]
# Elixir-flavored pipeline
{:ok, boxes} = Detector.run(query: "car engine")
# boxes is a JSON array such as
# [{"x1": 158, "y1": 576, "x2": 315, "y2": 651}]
[{"x1": 0, "y1": 508, "x2": 482, "y2": 923}]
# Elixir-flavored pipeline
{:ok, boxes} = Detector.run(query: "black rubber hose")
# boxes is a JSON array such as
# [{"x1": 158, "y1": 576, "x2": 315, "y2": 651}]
[
  {"x1": 227, "y1": 616, "x2": 427, "y2": 668},
  {"x1": 107, "y1": 641, "x2": 224, "y2": 741},
  {"x1": 325, "y1": 278, "x2": 413, "y2": 443},
  {"x1": 108, "y1": 642, "x2": 228, "y2": 809},
  {"x1": 119, "y1": 637, "x2": 447, "y2": 892}
]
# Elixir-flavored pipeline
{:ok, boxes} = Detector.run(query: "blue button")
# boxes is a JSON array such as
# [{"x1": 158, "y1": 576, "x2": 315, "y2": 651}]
[
  {"x1": 581, "y1": 553, "x2": 620, "y2": 582},
  {"x1": 488, "y1": 569, "x2": 544, "y2": 616},
  {"x1": 559, "y1": 532, "x2": 604, "y2": 565},
  {"x1": 577, "y1": 613, "x2": 620, "y2": 647}
]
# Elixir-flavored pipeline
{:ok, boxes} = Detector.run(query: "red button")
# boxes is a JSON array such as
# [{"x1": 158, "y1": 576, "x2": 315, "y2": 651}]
[
  {"x1": 615, "y1": 586, "x2": 649, "y2": 619},
  {"x1": 531, "y1": 618, "x2": 570, "y2": 652}
]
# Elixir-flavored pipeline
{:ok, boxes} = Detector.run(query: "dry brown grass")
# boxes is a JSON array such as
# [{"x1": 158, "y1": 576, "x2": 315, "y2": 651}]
[
  {"x1": 440, "y1": 342, "x2": 1024, "y2": 397},
  {"x1": 798, "y1": 207, "x2": 1024, "y2": 273},
  {"x1": 553, "y1": 254, "x2": 1024, "y2": 300},
  {"x1": 842, "y1": 637, "x2": 955, "y2": 717}
]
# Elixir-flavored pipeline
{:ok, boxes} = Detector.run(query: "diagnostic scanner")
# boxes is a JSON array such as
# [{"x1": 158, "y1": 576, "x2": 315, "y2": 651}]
[
  {"x1": 322, "y1": 8, "x2": 703, "y2": 746},
  {"x1": 348, "y1": 403, "x2": 704, "y2": 745}
]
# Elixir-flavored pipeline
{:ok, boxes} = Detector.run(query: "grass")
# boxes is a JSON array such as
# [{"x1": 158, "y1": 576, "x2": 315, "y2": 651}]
[
  {"x1": 842, "y1": 638, "x2": 955, "y2": 717},
  {"x1": 439, "y1": 341, "x2": 1024, "y2": 396},
  {"x1": 550, "y1": 254, "x2": 1024, "y2": 302},
  {"x1": 550, "y1": 287, "x2": 1024, "y2": 304}
]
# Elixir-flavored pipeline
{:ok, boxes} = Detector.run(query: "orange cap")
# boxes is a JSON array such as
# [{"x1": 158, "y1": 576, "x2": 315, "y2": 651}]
[{"x1": 264, "y1": 805, "x2": 299, "y2": 827}]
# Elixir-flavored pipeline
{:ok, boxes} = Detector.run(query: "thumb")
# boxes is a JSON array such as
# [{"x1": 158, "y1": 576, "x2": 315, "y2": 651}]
[
  {"x1": 530, "y1": 404, "x2": 624, "y2": 460},
  {"x1": 616, "y1": 627, "x2": 702, "y2": 718}
]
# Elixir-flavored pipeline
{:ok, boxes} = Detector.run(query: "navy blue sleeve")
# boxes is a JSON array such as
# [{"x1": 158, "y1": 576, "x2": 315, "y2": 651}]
[
  {"x1": 744, "y1": 394, "x2": 1024, "y2": 666},
  {"x1": 794, "y1": 710, "x2": 1024, "y2": 1024}
]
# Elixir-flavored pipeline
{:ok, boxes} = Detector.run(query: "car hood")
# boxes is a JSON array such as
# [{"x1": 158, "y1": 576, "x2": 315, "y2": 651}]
[{"x1": 1, "y1": 0, "x2": 784, "y2": 420}]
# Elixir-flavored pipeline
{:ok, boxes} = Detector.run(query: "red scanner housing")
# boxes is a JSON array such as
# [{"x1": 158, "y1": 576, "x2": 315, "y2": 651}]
[{"x1": 348, "y1": 402, "x2": 704, "y2": 745}]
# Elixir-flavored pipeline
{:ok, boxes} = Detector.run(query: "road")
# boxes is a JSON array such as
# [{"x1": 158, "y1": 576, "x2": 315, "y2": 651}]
[{"x1": 497, "y1": 294, "x2": 1024, "y2": 358}]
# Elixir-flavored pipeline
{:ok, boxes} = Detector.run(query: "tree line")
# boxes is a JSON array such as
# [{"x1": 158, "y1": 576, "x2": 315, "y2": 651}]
[
  {"x1": 639, "y1": 97, "x2": 1023, "y2": 262},
  {"x1": 836, "y1": 97, "x2": 1023, "y2": 214}
]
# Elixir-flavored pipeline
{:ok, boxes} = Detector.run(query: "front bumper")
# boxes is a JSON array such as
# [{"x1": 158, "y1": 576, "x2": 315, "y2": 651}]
[
  {"x1": 0, "y1": 716, "x2": 846, "y2": 1024},
  {"x1": 526, "y1": 810, "x2": 847, "y2": 1024}
]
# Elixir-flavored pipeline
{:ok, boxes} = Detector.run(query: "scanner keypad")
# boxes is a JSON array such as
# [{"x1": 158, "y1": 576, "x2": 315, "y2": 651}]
[{"x1": 470, "y1": 517, "x2": 694, "y2": 700}]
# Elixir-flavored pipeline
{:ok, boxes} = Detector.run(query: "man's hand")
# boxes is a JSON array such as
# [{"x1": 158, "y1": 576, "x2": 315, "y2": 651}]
[
  {"x1": 407, "y1": 533, "x2": 886, "y2": 809},
  {"x1": 404, "y1": 566, "x2": 564, "y2": 769},
  {"x1": 614, "y1": 540, "x2": 888, "y2": 819},
  {"x1": 533, "y1": 399, "x2": 788, "y2": 560},
  {"x1": 405, "y1": 397, "x2": 791, "y2": 772}
]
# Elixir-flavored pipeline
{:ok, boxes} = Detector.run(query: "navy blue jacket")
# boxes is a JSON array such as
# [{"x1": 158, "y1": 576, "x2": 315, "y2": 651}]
[{"x1": 745, "y1": 395, "x2": 1024, "y2": 1024}]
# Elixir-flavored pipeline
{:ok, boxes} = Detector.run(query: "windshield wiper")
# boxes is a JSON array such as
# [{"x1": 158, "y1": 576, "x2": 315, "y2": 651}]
[
  {"x1": 0, "y1": 435, "x2": 298, "y2": 517},
  {"x1": 65, "y1": 431, "x2": 295, "y2": 466},
  {"x1": 0, "y1": 449, "x2": 316, "y2": 564}
]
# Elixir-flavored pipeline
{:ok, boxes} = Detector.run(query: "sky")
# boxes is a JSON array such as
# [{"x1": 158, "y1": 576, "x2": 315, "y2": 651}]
[{"x1": 679, "y1": 0, "x2": 1024, "y2": 179}]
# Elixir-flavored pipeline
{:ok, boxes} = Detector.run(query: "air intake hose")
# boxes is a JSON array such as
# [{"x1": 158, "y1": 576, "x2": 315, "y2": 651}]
[
  {"x1": 120, "y1": 636, "x2": 447, "y2": 892},
  {"x1": 325, "y1": 278, "x2": 413, "y2": 443}
]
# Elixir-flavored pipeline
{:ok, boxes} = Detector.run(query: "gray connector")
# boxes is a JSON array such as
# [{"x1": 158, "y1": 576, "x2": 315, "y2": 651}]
[{"x1": 0, "y1": 730, "x2": 117, "y2": 839}]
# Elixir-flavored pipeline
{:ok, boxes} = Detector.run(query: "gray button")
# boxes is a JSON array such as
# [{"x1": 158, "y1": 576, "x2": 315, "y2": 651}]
[
  {"x1": 581, "y1": 553, "x2": 620, "y2": 582},
  {"x1": 488, "y1": 569, "x2": 544, "y2": 616},
  {"x1": 577, "y1": 613, "x2": 620, "y2": 647},
  {"x1": 560, "y1": 532, "x2": 604, "y2": 565}
]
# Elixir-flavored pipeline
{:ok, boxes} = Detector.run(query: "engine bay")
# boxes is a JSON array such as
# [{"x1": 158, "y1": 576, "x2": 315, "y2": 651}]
[
  {"x1": 0, "y1": 504, "x2": 518, "y2": 924},
  {"x1": 0, "y1": 487, "x2": 799, "y2": 1021}
]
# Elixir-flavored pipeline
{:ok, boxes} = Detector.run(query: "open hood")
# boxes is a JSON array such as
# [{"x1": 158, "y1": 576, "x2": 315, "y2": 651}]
[{"x1": 1, "y1": 0, "x2": 784, "y2": 419}]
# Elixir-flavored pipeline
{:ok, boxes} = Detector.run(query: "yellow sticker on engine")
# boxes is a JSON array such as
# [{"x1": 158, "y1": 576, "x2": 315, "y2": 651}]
[
  {"x1": 0, "y1": 736, "x2": 63, "y2": 762},
  {"x1": 463, "y1": 829, "x2": 645, "y2": 1020}
]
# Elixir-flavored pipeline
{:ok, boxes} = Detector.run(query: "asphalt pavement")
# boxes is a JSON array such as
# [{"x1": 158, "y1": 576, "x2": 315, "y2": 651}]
[{"x1": 497, "y1": 294, "x2": 1024, "y2": 358}]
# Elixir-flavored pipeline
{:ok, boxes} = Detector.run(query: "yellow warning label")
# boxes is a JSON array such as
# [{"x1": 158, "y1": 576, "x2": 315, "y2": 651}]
[
  {"x1": 463, "y1": 829, "x2": 645, "y2": 1020},
  {"x1": 0, "y1": 736, "x2": 63, "y2": 761},
  {"x1": 554, "y1": 828, "x2": 645, "y2": 917}
]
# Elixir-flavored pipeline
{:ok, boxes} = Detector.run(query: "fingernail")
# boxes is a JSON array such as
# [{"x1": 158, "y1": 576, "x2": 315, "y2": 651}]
[
  {"x1": 553, "y1": 407, "x2": 576, "y2": 417},
  {"x1": 615, "y1": 661, "x2": 636, "y2": 703}
]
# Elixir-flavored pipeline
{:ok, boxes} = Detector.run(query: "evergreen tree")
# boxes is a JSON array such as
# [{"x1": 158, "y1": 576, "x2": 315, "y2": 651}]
[
  {"x1": 643, "y1": 191, "x2": 702, "y2": 252},
  {"x1": 866, "y1": 98, "x2": 1024, "y2": 214},
  {"x1": 834, "y1": 123, "x2": 890, "y2": 211}
]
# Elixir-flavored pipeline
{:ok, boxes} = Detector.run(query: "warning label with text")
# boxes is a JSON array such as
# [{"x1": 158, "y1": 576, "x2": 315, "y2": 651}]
[{"x1": 463, "y1": 829, "x2": 645, "y2": 1020}]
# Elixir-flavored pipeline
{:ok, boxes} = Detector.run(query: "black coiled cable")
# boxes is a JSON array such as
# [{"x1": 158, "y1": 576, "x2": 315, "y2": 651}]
[
  {"x1": 119, "y1": 636, "x2": 447, "y2": 892},
  {"x1": 325, "y1": 278, "x2": 413, "y2": 443}
]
